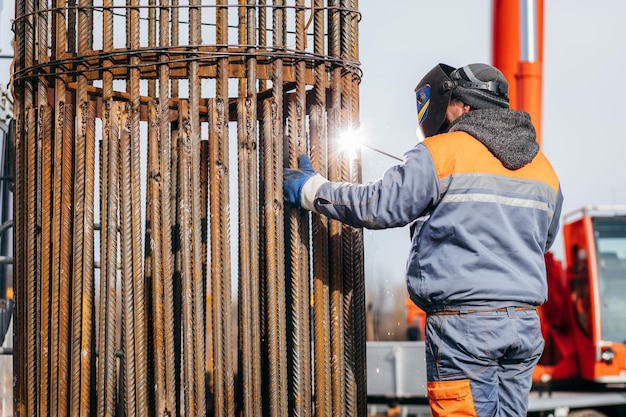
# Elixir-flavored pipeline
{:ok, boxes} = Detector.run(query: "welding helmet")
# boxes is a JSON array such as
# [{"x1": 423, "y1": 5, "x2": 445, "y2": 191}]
[
  {"x1": 414, "y1": 63, "x2": 456, "y2": 138},
  {"x1": 415, "y1": 63, "x2": 510, "y2": 137}
]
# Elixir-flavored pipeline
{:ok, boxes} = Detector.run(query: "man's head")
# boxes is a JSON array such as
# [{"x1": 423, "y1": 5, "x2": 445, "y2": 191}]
[{"x1": 415, "y1": 63, "x2": 510, "y2": 137}]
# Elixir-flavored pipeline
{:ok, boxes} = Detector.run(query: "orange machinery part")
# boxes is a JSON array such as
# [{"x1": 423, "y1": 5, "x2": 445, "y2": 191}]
[{"x1": 492, "y1": 0, "x2": 544, "y2": 147}]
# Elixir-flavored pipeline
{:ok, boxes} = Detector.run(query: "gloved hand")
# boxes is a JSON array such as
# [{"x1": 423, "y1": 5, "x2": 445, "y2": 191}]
[{"x1": 283, "y1": 154, "x2": 318, "y2": 208}]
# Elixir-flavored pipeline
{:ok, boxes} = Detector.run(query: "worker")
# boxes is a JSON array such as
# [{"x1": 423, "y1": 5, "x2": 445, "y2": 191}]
[{"x1": 283, "y1": 63, "x2": 564, "y2": 417}]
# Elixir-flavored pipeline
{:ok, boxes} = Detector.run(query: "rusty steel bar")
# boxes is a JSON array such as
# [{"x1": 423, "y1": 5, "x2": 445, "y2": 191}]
[
  {"x1": 25, "y1": 108, "x2": 37, "y2": 417},
  {"x1": 188, "y1": 1, "x2": 207, "y2": 412},
  {"x1": 339, "y1": 1, "x2": 358, "y2": 415},
  {"x1": 147, "y1": 0, "x2": 157, "y2": 97},
  {"x1": 328, "y1": 1, "x2": 347, "y2": 415},
  {"x1": 13, "y1": 111, "x2": 25, "y2": 416},
  {"x1": 146, "y1": 99, "x2": 165, "y2": 416},
  {"x1": 97, "y1": 3, "x2": 117, "y2": 413},
  {"x1": 208, "y1": 95, "x2": 234, "y2": 416},
  {"x1": 236, "y1": 96, "x2": 253, "y2": 416},
  {"x1": 236, "y1": 6, "x2": 251, "y2": 413},
  {"x1": 270, "y1": 2, "x2": 289, "y2": 415},
  {"x1": 258, "y1": 0, "x2": 267, "y2": 92},
  {"x1": 311, "y1": 2, "x2": 333, "y2": 417},
  {"x1": 286, "y1": 1, "x2": 312, "y2": 415},
  {"x1": 237, "y1": 86, "x2": 263, "y2": 415},
  {"x1": 259, "y1": 98, "x2": 277, "y2": 417},
  {"x1": 127, "y1": 0, "x2": 149, "y2": 413},
  {"x1": 97, "y1": 99, "x2": 120, "y2": 417},
  {"x1": 48, "y1": 83, "x2": 75, "y2": 417},
  {"x1": 70, "y1": 0, "x2": 96, "y2": 413},
  {"x1": 157, "y1": 0, "x2": 178, "y2": 413},
  {"x1": 49, "y1": 1, "x2": 67, "y2": 415},
  {"x1": 346, "y1": 4, "x2": 368, "y2": 416},
  {"x1": 119, "y1": 101, "x2": 138, "y2": 417},
  {"x1": 145, "y1": 98, "x2": 162, "y2": 415},
  {"x1": 170, "y1": 0, "x2": 179, "y2": 98},
  {"x1": 200, "y1": 137, "x2": 210, "y2": 417},
  {"x1": 33, "y1": 2, "x2": 49, "y2": 413},
  {"x1": 177, "y1": 99, "x2": 196, "y2": 417},
  {"x1": 39, "y1": 105, "x2": 53, "y2": 417},
  {"x1": 37, "y1": 0, "x2": 49, "y2": 107}
]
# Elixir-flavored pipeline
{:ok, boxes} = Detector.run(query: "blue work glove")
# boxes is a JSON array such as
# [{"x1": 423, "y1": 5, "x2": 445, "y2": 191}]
[{"x1": 283, "y1": 154, "x2": 318, "y2": 208}]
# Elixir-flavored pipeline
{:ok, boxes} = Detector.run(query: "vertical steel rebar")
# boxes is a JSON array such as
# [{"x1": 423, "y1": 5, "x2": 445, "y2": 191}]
[
  {"x1": 25, "y1": 107, "x2": 37, "y2": 417},
  {"x1": 270, "y1": 2, "x2": 289, "y2": 415},
  {"x1": 146, "y1": 98, "x2": 163, "y2": 416},
  {"x1": 188, "y1": 1, "x2": 207, "y2": 412},
  {"x1": 39, "y1": 105, "x2": 53, "y2": 417},
  {"x1": 157, "y1": 0, "x2": 177, "y2": 413},
  {"x1": 285, "y1": 2, "x2": 312, "y2": 415},
  {"x1": 311, "y1": 2, "x2": 332, "y2": 415},
  {"x1": 177, "y1": 99, "x2": 196, "y2": 417}
]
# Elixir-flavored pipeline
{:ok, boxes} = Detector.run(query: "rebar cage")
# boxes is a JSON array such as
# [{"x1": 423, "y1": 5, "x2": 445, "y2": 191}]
[{"x1": 11, "y1": 0, "x2": 366, "y2": 416}]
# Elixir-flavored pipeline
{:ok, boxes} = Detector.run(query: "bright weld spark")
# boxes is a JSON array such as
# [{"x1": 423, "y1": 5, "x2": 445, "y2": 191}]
[{"x1": 338, "y1": 128, "x2": 402, "y2": 162}]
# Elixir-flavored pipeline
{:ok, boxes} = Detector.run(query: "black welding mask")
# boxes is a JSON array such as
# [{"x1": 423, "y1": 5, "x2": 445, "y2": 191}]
[{"x1": 414, "y1": 63, "x2": 456, "y2": 138}]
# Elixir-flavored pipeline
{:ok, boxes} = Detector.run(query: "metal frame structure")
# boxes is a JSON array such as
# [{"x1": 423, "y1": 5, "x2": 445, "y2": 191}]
[{"x1": 11, "y1": 1, "x2": 365, "y2": 416}]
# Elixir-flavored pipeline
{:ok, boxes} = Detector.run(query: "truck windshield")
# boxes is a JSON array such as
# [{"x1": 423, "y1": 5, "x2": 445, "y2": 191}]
[{"x1": 594, "y1": 217, "x2": 626, "y2": 344}]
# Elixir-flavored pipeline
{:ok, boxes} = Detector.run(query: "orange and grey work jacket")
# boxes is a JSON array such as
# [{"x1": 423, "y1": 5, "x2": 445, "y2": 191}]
[{"x1": 301, "y1": 108, "x2": 563, "y2": 314}]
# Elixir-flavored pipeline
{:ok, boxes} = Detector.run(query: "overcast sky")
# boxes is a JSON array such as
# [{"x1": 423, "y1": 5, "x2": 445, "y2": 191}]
[{"x1": 0, "y1": 1, "x2": 624, "y2": 302}]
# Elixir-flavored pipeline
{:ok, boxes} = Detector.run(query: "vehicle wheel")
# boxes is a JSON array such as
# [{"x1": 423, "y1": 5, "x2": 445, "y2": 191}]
[{"x1": 567, "y1": 410, "x2": 608, "y2": 417}]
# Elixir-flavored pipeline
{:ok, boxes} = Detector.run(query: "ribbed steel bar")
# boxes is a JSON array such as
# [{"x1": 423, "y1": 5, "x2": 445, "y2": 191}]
[
  {"x1": 177, "y1": 99, "x2": 196, "y2": 417},
  {"x1": 147, "y1": 0, "x2": 157, "y2": 97},
  {"x1": 170, "y1": 0, "x2": 179, "y2": 98},
  {"x1": 327, "y1": 1, "x2": 346, "y2": 415},
  {"x1": 58, "y1": 93, "x2": 74, "y2": 417},
  {"x1": 119, "y1": 101, "x2": 137, "y2": 417},
  {"x1": 49, "y1": 1, "x2": 69, "y2": 415},
  {"x1": 287, "y1": 1, "x2": 312, "y2": 415},
  {"x1": 70, "y1": 0, "x2": 96, "y2": 413},
  {"x1": 259, "y1": 98, "x2": 274, "y2": 417},
  {"x1": 70, "y1": 28, "x2": 87, "y2": 417},
  {"x1": 12, "y1": 112, "x2": 24, "y2": 416},
  {"x1": 37, "y1": 0, "x2": 49, "y2": 107},
  {"x1": 127, "y1": 0, "x2": 149, "y2": 411},
  {"x1": 241, "y1": 1, "x2": 262, "y2": 414},
  {"x1": 237, "y1": 4, "x2": 252, "y2": 413},
  {"x1": 200, "y1": 138, "x2": 210, "y2": 417},
  {"x1": 38, "y1": 105, "x2": 53, "y2": 417},
  {"x1": 258, "y1": 0, "x2": 267, "y2": 92},
  {"x1": 311, "y1": 2, "x2": 332, "y2": 416},
  {"x1": 188, "y1": 1, "x2": 207, "y2": 412},
  {"x1": 237, "y1": 95, "x2": 253, "y2": 416},
  {"x1": 270, "y1": 1, "x2": 289, "y2": 415},
  {"x1": 145, "y1": 98, "x2": 162, "y2": 415},
  {"x1": 208, "y1": 87, "x2": 235, "y2": 417},
  {"x1": 96, "y1": 3, "x2": 118, "y2": 414},
  {"x1": 339, "y1": 1, "x2": 357, "y2": 414},
  {"x1": 248, "y1": 4, "x2": 262, "y2": 412},
  {"x1": 13, "y1": 111, "x2": 25, "y2": 416},
  {"x1": 346, "y1": 4, "x2": 367, "y2": 416},
  {"x1": 34, "y1": 1, "x2": 49, "y2": 412},
  {"x1": 97, "y1": 99, "x2": 120, "y2": 417},
  {"x1": 25, "y1": 108, "x2": 37, "y2": 417},
  {"x1": 157, "y1": 0, "x2": 177, "y2": 413}
]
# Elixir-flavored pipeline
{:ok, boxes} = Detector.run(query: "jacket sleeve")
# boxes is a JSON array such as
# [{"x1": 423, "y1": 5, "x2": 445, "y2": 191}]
[
  {"x1": 545, "y1": 184, "x2": 564, "y2": 251},
  {"x1": 304, "y1": 142, "x2": 441, "y2": 229}
]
